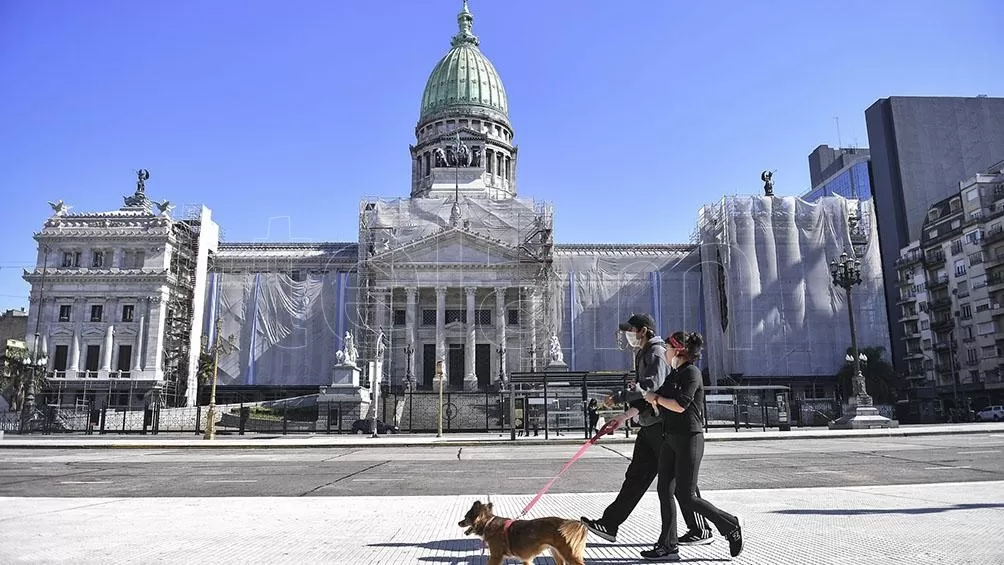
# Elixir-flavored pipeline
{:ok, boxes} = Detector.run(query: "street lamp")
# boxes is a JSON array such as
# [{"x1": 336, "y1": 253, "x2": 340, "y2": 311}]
[
  {"x1": 404, "y1": 343, "x2": 414, "y2": 392},
  {"x1": 203, "y1": 320, "x2": 237, "y2": 440},
  {"x1": 435, "y1": 358, "x2": 445, "y2": 437},
  {"x1": 20, "y1": 341, "x2": 47, "y2": 432},
  {"x1": 829, "y1": 251, "x2": 897, "y2": 429}
]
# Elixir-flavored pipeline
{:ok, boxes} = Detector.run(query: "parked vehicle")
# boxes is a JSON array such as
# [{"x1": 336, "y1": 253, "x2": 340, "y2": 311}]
[
  {"x1": 350, "y1": 418, "x2": 399, "y2": 434},
  {"x1": 975, "y1": 405, "x2": 1003, "y2": 422}
]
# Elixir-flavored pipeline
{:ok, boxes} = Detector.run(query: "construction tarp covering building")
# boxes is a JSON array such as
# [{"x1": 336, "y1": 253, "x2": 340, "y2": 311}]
[
  {"x1": 697, "y1": 195, "x2": 890, "y2": 381},
  {"x1": 551, "y1": 247, "x2": 704, "y2": 372},
  {"x1": 203, "y1": 269, "x2": 357, "y2": 387}
]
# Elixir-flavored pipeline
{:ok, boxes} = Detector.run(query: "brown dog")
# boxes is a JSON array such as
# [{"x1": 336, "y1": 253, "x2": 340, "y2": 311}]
[{"x1": 458, "y1": 500, "x2": 587, "y2": 565}]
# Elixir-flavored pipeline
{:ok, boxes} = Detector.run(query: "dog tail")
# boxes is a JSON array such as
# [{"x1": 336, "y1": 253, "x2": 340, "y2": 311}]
[{"x1": 559, "y1": 520, "x2": 588, "y2": 557}]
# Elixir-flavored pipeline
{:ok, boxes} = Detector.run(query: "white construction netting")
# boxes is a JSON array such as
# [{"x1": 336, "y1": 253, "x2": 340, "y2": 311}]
[
  {"x1": 550, "y1": 248, "x2": 704, "y2": 372},
  {"x1": 203, "y1": 270, "x2": 356, "y2": 386},
  {"x1": 698, "y1": 195, "x2": 890, "y2": 381},
  {"x1": 360, "y1": 196, "x2": 550, "y2": 250}
]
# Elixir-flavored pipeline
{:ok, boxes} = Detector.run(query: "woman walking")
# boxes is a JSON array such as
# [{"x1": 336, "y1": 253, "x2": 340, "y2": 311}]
[{"x1": 640, "y1": 331, "x2": 744, "y2": 560}]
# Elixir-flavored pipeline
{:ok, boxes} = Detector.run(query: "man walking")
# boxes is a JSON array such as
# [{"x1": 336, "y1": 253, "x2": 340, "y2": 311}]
[{"x1": 581, "y1": 313, "x2": 712, "y2": 546}]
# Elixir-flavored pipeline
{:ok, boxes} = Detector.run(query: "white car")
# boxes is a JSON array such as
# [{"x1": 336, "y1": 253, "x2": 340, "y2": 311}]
[{"x1": 976, "y1": 405, "x2": 1004, "y2": 422}]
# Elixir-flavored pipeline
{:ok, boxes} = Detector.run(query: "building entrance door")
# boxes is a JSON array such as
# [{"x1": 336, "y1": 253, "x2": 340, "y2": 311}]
[
  {"x1": 475, "y1": 344, "x2": 491, "y2": 390},
  {"x1": 448, "y1": 344, "x2": 465, "y2": 389}
]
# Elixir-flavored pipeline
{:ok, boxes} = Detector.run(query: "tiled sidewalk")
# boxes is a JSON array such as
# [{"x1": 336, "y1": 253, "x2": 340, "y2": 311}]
[{"x1": 1, "y1": 481, "x2": 1002, "y2": 564}]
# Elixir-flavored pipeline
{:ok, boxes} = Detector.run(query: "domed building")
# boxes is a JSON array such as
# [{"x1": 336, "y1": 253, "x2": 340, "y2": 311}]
[{"x1": 22, "y1": 2, "x2": 889, "y2": 432}]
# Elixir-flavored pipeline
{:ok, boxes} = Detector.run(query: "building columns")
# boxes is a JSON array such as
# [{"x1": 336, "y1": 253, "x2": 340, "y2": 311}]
[
  {"x1": 100, "y1": 325, "x2": 114, "y2": 372},
  {"x1": 464, "y1": 287, "x2": 477, "y2": 390}
]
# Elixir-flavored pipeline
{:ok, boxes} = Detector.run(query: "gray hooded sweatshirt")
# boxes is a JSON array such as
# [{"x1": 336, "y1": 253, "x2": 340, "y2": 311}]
[{"x1": 619, "y1": 335, "x2": 670, "y2": 428}]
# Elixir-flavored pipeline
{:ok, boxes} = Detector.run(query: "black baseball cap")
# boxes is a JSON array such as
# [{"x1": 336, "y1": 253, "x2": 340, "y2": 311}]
[{"x1": 619, "y1": 313, "x2": 656, "y2": 332}]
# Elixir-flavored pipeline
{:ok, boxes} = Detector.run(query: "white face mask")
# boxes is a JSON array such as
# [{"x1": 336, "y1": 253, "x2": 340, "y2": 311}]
[{"x1": 624, "y1": 330, "x2": 641, "y2": 348}]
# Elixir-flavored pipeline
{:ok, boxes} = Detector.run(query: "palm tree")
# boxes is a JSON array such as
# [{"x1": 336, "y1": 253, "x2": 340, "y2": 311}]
[
  {"x1": 835, "y1": 345, "x2": 899, "y2": 405},
  {"x1": 1, "y1": 348, "x2": 46, "y2": 413}
]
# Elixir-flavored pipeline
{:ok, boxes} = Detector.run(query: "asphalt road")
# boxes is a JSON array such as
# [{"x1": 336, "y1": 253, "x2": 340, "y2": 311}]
[{"x1": 0, "y1": 433, "x2": 1001, "y2": 498}]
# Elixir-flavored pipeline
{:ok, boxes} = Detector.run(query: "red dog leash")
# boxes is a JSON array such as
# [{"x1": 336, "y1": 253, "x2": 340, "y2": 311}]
[{"x1": 515, "y1": 419, "x2": 619, "y2": 518}]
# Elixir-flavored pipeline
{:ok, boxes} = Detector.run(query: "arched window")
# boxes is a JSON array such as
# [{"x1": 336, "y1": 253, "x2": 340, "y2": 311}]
[
  {"x1": 497, "y1": 153, "x2": 504, "y2": 176},
  {"x1": 424, "y1": 152, "x2": 431, "y2": 176},
  {"x1": 486, "y1": 149, "x2": 494, "y2": 173},
  {"x1": 505, "y1": 156, "x2": 511, "y2": 180}
]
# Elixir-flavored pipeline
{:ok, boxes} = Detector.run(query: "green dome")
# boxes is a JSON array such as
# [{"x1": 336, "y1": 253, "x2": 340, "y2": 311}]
[{"x1": 419, "y1": 2, "x2": 509, "y2": 125}]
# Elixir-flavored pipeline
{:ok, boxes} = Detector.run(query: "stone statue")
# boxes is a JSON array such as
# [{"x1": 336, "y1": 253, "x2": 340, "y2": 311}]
[
  {"x1": 136, "y1": 169, "x2": 150, "y2": 193},
  {"x1": 434, "y1": 147, "x2": 448, "y2": 168},
  {"x1": 337, "y1": 332, "x2": 358, "y2": 367},
  {"x1": 548, "y1": 335, "x2": 564, "y2": 365},
  {"x1": 470, "y1": 146, "x2": 482, "y2": 167},
  {"x1": 47, "y1": 200, "x2": 71, "y2": 216},
  {"x1": 761, "y1": 170, "x2": 775, "y2": 197},
  {"x1": 456, "y1": 142, "x2": 471, "y2": 167}
]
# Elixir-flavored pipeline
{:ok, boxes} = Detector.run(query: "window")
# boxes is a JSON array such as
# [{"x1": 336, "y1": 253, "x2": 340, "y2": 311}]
[
  {"x1": 62, "y1": 251, "x2": 81, "y2": 268},
  {"x1": 421, "y1": 309, "x2": 436, "y2": 326},
  {"x1": 445, "y1": 309, "x2": 466, "y2": 324},
  {"x1": 951, "y1": 220, "x2": 961, "y2": 230},
  {"x1": 963, "y1": 326, "x2": 974, "y2": 340},
  {"x1": 53, "y1": 345, "x2": 69, "y2": 373},
  {"x1": 976, "y1": 301, "x2": 990, "y2": 313},
  {"x1": 951, "y1": 240, "x2": 963, "y2": 254},
  {"x1": 920, "y1": 320, "x2": 930, "y2": 330},
  {"x1": 393, "y1": 309, "x2": 406, "y2": 327},
  {"x1": 968, "y1": 348, "x2": 978, "y2": 363},
  {"x1": 928, "y1": 209, "x2": 941, "y2": 222},
  {"x1": 928, "y1": 230, "x2": 938, "y2": 239},
  {"x1": 116, "y1": 345, "x2": 132, "y2": 373},
  {"x1": 982, "y1": 345, "x2": 997, "y2": 358},
  {"x1": 84, "y1": 345, "x2": 101, "y2": 376},
  {"x1": 121, "y1": 304, "x2": 134, "y2": 322},
  {"x1": 955, "y1": 260, "x2": 967, "y2": 277},
  {"x1": 90, "y1": 305, "x2": 103, "y2": 322},
  {"x1": 960, "y1": 304, "x2": 972, "y2": 319},
  {"x1": 91, "y1": 251, "x2": 104, "y2": 268},
  {"x1": 507, "y1": 309, "x2": 520, "y2": 326},
  {"x1": 475, "y1": 309, "x2": 492, "y2": 326},
  {"x1": 950, "y1": 198, "x2": 962, "y2": 212},
  {"x1": 967, "y1": 189, "x2": 980, "y2": 201},
  {"x1": 977, "y1": 322, "x2": 995, "y2": 335},
  {"x1": 58, "y1": 305, "x2": 72, "y2": 322}
]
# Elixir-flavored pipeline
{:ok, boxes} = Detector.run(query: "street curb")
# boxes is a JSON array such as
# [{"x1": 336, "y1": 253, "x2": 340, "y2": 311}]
[{"x1": 1, "y1": 424, "x2": 1001, "y2": 449}]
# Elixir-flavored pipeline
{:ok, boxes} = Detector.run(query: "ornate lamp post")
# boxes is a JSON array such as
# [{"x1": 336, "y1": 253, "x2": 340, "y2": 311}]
[
  {"x1": 829, "y1": 251, "x2": 897, "y2": 429},
  {"x1": 203, "y1": 320, "x2": 237, "y2": 440},
  {"x1": 404, "y1": 343, "x2": 414, "y2": 392},
  {"x1": 436, "y1": 359, "x2": 445, "y2": 438}
]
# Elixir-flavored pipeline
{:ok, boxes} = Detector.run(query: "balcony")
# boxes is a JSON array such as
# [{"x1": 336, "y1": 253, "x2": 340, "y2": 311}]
[
  {"x1": 899, "y1": 310, "x2": 920, "y2": 322},
  {"x1": 901, "y1": 330, "x2": 921, "y2": 340},
  {"x1": 929, "y1": 297, "x2": 953, "y2": 311},
  {"x1": 904, "y1": 349, "x2": 925, "y2": 359},
  {"x1": 931, "y1": 318, "x2": 955, "y2": 331},
  {"x1": 933, "y1": 340, "x2": 952, "y2": 351},
  {"x1": 895, "y1": 253, "x2": 924, "y2": 267},
  {"x1": 897, "y1": 294, "x2": 917, "y2": 304},
  {"x1": 984, "y1": 226, "x2": 1004, "y2": 245},
  {"x1": 924, "y1": 251, "x2": 946, "y2": 266},
  {"x1": 989, "y1": 272, "x2": 1004, "y2": 291},
  {"x1": 928, "y1": 276, "x2": 950, "y2": 291}
]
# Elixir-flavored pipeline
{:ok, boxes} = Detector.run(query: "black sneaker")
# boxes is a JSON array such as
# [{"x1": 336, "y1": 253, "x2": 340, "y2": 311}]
[
  {"x1": 640, "y1": 544, "x2": 680, "y2": 561},
  {"x1": 725, "y1": 520, "x2": 743, "y2": 557},
  {"x1": 580, "y1": 517, "x2": 617, "y2": 542},
  {"x1": 678, "y1": 529, "x2": 714, "y2": 545}
]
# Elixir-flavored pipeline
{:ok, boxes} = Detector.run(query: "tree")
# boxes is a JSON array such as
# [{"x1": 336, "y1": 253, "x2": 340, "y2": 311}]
[
  {"x1": 0, "y1": 348, "x2": 46, "y2": 412},
  {"x1": 835, "y1": 345, "x2": 899, "y2": 405}
]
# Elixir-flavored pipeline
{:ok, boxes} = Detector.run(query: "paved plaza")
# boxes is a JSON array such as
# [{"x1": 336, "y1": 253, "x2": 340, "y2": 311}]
[{"x1": 1, "y1": 482, "x2": 1001, "y2": 564}]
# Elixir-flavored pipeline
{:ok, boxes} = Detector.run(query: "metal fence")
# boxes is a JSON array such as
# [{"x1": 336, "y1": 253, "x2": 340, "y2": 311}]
[{"x1": 2, "y1": 382, "x2": 795, "y2": 436}]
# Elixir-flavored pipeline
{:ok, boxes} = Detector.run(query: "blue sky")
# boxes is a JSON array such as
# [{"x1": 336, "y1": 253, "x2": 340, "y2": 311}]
[{"x1": 1, "y1": 0, "x2": 1002, "y2": 310}]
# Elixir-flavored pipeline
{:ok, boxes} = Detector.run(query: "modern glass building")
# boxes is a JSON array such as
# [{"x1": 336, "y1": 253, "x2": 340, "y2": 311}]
[{"x1": 803, "y1": 159, "x2": 872, "y2": 201}]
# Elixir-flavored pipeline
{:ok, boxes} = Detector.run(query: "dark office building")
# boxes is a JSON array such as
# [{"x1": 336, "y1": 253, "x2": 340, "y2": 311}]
[
  {"x1": 803, "y1": 145, "x2": 872, "y2": 202},
  {"x1": 866, "y1": 96, "x2": 1004, "y2": 375}
]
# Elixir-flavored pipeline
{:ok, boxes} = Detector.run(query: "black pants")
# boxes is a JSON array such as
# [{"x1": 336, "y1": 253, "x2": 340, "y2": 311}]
[
  {"x1": 601, "y1": 424, "x2": 709, "y2": 534},
  {"x1": 657, "y1": 432, "x2": 738, "y2": 547}
]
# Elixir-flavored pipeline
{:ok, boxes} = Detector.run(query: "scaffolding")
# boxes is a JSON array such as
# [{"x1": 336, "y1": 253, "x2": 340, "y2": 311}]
[
  {"x1": 161, "y1": 217, "x2": 200, "y2": 407},
  {"x1": 356, "y1": 195, "x2": 556, "y2": 386}
]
